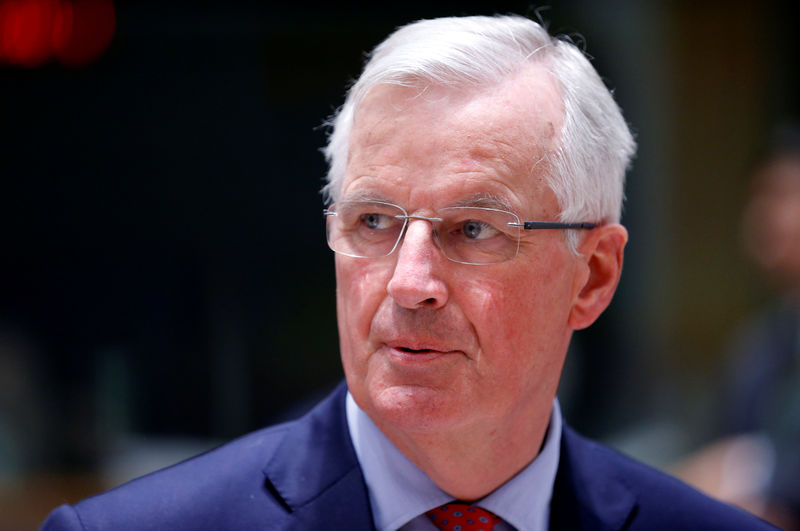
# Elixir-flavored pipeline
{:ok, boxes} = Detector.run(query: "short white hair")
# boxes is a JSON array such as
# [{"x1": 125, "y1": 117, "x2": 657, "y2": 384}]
[{"x1": 322, "y1": 15, "x2": 636, "y2": 231}]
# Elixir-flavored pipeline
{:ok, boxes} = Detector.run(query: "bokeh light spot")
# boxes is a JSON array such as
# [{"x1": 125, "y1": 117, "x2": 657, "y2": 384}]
[{"x1": 0, "y1": 0, "x2": 114, "y2": 68}]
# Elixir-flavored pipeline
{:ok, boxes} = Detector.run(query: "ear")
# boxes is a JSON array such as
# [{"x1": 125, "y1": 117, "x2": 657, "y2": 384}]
[{"x1": 568, "y1": 223, "x2": 628, "y2": 330}]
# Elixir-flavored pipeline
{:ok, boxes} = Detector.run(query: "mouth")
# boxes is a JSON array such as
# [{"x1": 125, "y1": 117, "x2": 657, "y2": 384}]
[
  {"x1": 383, "y1": 343, "x2": 460, "y2": 362},
  {"x1": 397, "y1": 347, "x2": 437, "y2": 354}
]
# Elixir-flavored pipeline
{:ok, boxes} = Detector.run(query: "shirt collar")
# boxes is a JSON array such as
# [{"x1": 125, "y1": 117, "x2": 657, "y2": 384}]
[{"x1": 346, "y1": 392, "x2": 562, "y2": 531}]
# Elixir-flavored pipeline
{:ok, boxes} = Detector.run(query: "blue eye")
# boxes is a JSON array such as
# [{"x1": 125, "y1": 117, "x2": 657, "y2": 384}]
[
  {"x1": 461, "y1": 219, "x2": 497, "y2": 239},
  {"x1": 360, "y1": 213, "x2": 391, "y2": 229}
]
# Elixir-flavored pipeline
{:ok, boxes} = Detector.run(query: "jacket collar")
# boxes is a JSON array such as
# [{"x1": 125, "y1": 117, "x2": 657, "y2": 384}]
[
  {"x1": 263, "y1": 383, "x2": 374, "y2": 528},
  {"x1": 262, "y1": 384, "x2": 637, "y2": 530},
  {"x1": 550, "y1": 425, "x2": 637, "y2": 530}
]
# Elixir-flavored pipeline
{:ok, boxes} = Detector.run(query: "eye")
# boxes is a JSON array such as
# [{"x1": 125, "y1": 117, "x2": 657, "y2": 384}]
[
  {"x1": 360, "y1": 212, "x2": 393, "y2": 229},
  {"x1": 461, "y1": 219, "x2": 498, "y2": 239}
]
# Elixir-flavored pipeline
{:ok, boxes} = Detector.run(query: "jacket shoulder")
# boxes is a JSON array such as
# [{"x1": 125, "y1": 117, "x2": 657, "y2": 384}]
[
  {"x1": 41, "y1": 384, "x2": 371, "y2": 531},
  {"x1": 556, "y1": 426, "x2": 777, "y2": 530},
  {"x1": 41, "y1": 423, "x2": 294, "y2": 530}
]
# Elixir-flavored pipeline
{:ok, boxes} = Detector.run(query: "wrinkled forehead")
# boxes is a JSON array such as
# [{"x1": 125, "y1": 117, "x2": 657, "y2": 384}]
[
  {"x1": 342, "y1": 66, "x2": 564, "y2": 217},
  {"x1": 351, "y1": 62, "x2": 564, "y2": 148},
  {"x1": 346, "y1": 64, "x2": 564, "y2": 191}
]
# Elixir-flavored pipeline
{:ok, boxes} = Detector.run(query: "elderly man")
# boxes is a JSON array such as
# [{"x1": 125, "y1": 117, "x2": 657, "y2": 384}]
[{"x1": 42, "y1": 14, "x2": 773, "y2": 530}]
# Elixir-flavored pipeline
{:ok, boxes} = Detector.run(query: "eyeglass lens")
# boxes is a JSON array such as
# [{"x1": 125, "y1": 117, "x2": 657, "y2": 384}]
[{"x1": 326, "y1": 201, "x2": 521, "y2": 265}]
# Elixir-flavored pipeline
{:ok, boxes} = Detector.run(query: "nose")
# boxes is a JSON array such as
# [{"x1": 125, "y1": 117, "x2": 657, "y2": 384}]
[{"x1": 386, "y1": 219, "x2": 450, "y2": 309}]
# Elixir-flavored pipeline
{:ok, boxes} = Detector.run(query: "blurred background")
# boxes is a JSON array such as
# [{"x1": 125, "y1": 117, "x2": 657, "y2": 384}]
[{"x1": 2, "y1": 0, "x2": 799, "y2": 528}]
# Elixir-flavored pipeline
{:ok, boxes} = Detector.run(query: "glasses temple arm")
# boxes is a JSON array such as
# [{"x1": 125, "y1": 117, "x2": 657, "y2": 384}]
[{"x1": 510, "y1": 221, "x2": 597, "y2": 230}]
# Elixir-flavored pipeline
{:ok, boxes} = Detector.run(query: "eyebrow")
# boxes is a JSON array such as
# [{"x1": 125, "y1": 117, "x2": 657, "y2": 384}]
[
  {"x1": 339, "y1": 189, "x2": 391, "y2": 203},
  {"x1": 451, "y1": 193, "x2": 515, "y2": 212},
  {"x1": 339, "y1": 190, "x2": 516, "y2": 212}
]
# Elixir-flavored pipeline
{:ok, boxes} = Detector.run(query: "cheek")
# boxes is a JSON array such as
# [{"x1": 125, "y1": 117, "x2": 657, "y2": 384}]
[
  {"x1": 336, "y1": 260, "x2": 390, "y2": 389},
  {"x1": 458, "y1": 258, "x2": 574, "y2": 362},
  {"x1": 335, "y1": 259, "x2": 390, "y2": 339},
  {"x1": 459, "y1": 275, "x2": 527, "y2": 354}
]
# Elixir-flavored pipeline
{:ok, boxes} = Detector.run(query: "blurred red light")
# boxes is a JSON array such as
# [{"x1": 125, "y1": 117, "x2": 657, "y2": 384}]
[
  {"x1": 50, "y1": 0, "x2": 73, "y2": 57},
  {"x1": 54, "y1": 0, "x2": 114, "y2": 67},
  {"x1": 0, "y1": 0, "x2": 114, "y2": 68},
  {"x1": 0, "y1": 0, "x2": 55, "y2": 67}
]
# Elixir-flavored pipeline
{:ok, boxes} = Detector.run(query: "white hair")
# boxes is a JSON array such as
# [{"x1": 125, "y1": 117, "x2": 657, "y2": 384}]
[{"x1": 322, "y1": 15, "x2": 636, "y2": 235}]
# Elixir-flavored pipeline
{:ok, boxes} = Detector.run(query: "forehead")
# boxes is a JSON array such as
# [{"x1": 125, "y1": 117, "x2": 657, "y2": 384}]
[{"x1": 343, "y1": 64, "x2": 564, "y2": 213}]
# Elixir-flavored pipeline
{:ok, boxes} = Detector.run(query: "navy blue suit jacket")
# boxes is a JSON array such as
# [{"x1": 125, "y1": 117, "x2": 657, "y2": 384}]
[{"x1": 41, "y1": 384, "x2": 774, "y2": 530}]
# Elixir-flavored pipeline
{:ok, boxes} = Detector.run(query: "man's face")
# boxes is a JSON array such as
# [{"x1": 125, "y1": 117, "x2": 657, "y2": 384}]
[{"x1": 336, "y1": 67, "x2": 586, "y2": 440}]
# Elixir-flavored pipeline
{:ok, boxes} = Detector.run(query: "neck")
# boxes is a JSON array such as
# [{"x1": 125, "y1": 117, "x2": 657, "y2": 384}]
[{"x1": 374, "y1": 405, "x2": 552, "y2": 502}]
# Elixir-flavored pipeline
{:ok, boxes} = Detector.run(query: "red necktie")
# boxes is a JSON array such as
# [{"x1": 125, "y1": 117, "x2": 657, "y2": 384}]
[{"x1": 426, "y1": 503, "x2": 502, "y2": 531}]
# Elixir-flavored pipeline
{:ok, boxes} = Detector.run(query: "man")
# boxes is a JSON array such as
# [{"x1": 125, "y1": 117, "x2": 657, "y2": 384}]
[{"x1": 42, "y1": 14, "x2": 773, "y2": 530}]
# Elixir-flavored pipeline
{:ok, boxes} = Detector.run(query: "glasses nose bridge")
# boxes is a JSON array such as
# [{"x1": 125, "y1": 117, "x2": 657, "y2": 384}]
[{"x1": 397, "y1": 214, "x2": 445, "y2": 255}]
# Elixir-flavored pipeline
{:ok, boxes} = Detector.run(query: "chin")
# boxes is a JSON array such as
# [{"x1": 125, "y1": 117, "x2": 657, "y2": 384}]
[{"x1": 363, "y1": 381, "x2": 466, "y2": 434}]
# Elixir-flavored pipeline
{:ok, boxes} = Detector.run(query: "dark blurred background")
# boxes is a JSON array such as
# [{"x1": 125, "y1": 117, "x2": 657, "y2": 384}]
[{"x1": 1, "y1": 0, "x2": 799, "y2": 527}]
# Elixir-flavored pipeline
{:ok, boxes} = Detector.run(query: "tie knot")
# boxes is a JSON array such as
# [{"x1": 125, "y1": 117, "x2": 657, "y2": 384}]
[{"x1": 425, "y1": 503, "x2": 501, "y2": 531}]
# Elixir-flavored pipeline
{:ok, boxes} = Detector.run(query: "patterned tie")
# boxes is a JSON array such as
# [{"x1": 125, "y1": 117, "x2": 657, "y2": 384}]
[{"x1": 426, "y1": 503, "x2": 502, "y2": 531}]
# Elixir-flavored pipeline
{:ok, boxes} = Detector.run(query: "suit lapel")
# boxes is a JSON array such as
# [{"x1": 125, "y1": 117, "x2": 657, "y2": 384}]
[
  {"x1": 550, "y1": 425, "x2": 636, "y2": 531},
  {"x1": 263, "y1": 383, "x2": 375, "y2": 529}
]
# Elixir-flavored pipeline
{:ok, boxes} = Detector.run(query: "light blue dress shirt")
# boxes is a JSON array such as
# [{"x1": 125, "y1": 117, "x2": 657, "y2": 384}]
[{"x1": 346, "y1": 392, "x2": 562, "y2": 531}]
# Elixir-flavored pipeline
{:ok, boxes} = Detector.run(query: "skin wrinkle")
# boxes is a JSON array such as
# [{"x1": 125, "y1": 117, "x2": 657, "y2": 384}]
[
  {"x1": 351, "y1": 80, "x2": 556, "y2": 206},
  {"x1": 347, "y1": 97, "x2": 556, "y2": 219},
  {"x1": 343, "y1": 141, "x2": 557, "y2": 220},
  {"x1": 459, "y1": 274, "x2": 501, "y2": 367}
]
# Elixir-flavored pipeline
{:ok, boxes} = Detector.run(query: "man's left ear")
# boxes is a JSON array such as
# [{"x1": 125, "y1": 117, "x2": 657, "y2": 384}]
[{"x1": 568, "y1": 223, "x2": 628, "y2": 330}]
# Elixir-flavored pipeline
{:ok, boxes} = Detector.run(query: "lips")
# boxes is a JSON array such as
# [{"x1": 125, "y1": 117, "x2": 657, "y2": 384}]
[
  {"x1": 397, "y1": 347, "x2": 436, "y2": 354},
  {"x1": 382, "y1": 341, "x2": 463, "y2": 361},
  {"x1": 385, "y1": 338, "x2": 457, "y2": 352},
  {"x1": 369, "y1": 304, "x2": 474, "y2": 358},
  {"x1": 373, "y1": 325, "x2": 472, "y2": 359}
]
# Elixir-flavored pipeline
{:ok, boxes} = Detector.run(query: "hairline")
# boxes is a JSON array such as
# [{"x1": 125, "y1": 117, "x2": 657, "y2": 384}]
[{"x1": 329, "y1": 51, "x2": 563, "y2": 202}]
